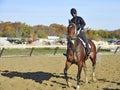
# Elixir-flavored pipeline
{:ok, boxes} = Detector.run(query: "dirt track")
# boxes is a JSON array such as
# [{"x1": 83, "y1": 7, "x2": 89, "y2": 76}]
[{"x1": 0, "y1": 53, "x2": 120, "y2": 90}]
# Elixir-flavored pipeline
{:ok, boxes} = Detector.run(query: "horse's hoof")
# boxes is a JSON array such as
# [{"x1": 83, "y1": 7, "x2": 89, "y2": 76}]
[
  {"x1": 92, "y1": 77, "x2": 97, "y2": 82},
  {"x1": 85, "y1": 81, "x2": 88, "y2": 84},
  {"x1": 67, "y1": 82, "x2": 72, "y2": 87},
  {"x1": 76, "y1": 85, "x2": 80, "y2": 90},
  {"x1": 85, "y1": 78, "x2": 88, "y2": 84}
]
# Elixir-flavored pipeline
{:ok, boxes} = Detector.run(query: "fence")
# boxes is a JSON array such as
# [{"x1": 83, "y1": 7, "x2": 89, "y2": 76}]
[
  {"x1": 0, "y1": 44, "x2": 120, "y2": 58},
  {"x1": 0, "y1": 45, "x2": 66, "y2": 58}
]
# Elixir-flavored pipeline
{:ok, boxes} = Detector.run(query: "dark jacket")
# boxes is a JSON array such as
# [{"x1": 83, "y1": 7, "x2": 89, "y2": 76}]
[{"x1": 70, "y1": 16, "x2": 86, "y2": 30}]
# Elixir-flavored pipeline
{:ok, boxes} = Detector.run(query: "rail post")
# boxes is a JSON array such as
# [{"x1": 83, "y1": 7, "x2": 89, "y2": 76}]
[
  {"x1": 0, "y1": 48, "x2": 5, "y2": 58},
  {"x1": 114, "y1": 46, "x2": 120, "y2": 54},
  {"x1": 29, "y1": 47, "x2": 34, "y2": 56},
  {"x1": 53, "y1": 47, "x2": 59, "y2": 55}
]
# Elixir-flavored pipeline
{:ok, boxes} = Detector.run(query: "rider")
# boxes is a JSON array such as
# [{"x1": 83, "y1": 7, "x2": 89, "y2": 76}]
[{"x1": 64, "y1": 8, "x2": 90, "y2": 56}]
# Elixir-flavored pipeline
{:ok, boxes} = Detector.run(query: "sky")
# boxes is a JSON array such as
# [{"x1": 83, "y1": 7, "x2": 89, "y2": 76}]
[{"x1": 0, "y1": 0, "x2": 120, "y2": 30}]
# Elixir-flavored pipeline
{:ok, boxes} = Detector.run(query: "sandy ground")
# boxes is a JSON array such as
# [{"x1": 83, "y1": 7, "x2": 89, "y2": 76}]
[{"x1": 0, "y1": 53, "x2": 120, "y2": 90}]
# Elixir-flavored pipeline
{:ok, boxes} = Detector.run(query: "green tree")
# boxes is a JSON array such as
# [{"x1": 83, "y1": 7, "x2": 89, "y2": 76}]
[
  {"x1": 39, "y1": 30, "x2": 47, "y2": 38},
  {"x1": 86, "y1": 29, "x2": 100, "y2": 41},
  {"x1": 20, "y1": 24, "x2": 32, "y2": 38},
  {"x1": 98, "y1": 30, "x2": 109, "y2": 39},
  {"x1": 114, "y1": 29, "x2": 120, "y2": 39}
]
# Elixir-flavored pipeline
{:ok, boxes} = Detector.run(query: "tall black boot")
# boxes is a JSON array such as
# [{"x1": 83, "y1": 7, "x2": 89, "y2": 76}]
[{"x1": 85, "y1": 43, "x2": 90, "y2": 56}]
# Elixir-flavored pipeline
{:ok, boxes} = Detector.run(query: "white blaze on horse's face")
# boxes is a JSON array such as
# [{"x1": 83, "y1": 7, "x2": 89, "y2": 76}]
[
  {"x1": 71, "y1": 23, "x2": 77, "y2": 35},
  {"x1": 68, "y1": 23, "x2": 77, "y2": 38}
]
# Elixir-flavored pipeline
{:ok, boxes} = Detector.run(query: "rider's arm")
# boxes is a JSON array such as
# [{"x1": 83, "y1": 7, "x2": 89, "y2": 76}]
[{"x1": 78, "y1": 16, "x2": 86, "y2": 30}]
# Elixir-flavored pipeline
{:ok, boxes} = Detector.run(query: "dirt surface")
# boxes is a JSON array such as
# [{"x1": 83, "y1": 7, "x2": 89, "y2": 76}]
[{"x1": 0, "y1": 53, "x2": 120, "y2": 90}]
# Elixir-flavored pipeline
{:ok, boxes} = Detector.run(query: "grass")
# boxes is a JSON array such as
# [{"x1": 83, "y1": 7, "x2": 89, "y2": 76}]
[
  {"x1": 98, "y1": 49, "x2": 111, "y2": 52},
  {"x1": 1, "y1": 48, "x2": 66, "y2": 57}
]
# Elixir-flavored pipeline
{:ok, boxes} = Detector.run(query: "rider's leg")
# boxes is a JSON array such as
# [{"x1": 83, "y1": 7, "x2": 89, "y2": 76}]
[{"x1": 79, "y1": 30, "x2": 90, "y2": 56}]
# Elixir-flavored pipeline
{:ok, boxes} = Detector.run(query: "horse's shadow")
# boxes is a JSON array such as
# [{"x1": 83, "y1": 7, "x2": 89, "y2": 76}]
[
  {"x1": 1, "y1": 70, "x2": 76, "y2": 88},
  {"x1": 1, "y1": 70, "x2": 53, "y2": 83}
]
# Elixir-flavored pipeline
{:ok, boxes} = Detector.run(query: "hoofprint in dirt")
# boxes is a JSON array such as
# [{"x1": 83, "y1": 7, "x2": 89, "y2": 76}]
[{"x1": 0, "y1": 54, "x2": 120, "y2": 90}]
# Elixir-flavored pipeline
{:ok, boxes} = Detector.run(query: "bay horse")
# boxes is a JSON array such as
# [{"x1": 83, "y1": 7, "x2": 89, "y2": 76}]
[{"x1": 64, "y1": 23, "x2": 97, "y2": 89}]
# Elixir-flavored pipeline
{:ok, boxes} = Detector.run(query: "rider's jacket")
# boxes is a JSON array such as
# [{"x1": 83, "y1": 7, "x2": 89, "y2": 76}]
[{"x1": 70, "y1": 16, "x2": 86, "y2": 30}]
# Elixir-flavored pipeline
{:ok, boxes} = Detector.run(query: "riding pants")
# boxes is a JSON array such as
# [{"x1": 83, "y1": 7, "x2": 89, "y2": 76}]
[{"x1": 79, "y1": 30, "x2": 90, "y2": 56}]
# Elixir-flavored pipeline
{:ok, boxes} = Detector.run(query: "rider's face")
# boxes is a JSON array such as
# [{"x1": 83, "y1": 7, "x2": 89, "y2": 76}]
[{"x1": 71, "y1": 13, "x2": 77, "y2": 17}]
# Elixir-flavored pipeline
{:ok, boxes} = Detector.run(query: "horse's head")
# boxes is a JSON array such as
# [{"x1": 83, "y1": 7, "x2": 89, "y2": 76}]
[{"x1": 67, "y1": 23, "x2": 77, "y2": 39}]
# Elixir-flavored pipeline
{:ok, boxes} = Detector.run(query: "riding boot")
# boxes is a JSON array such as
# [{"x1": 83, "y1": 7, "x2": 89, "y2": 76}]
[{"x1": 85, "y1": 43, "x2": 91, "y2": 56}]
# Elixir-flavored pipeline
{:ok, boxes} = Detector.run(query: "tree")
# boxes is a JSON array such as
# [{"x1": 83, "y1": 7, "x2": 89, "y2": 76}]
[
  {"x1": 49, "y1": 23, "x2": 66, "y2": 37},
  {"x1": 20, "y1": 24, "x2": 32, "y2": 38},
  {"x1": 114, "y1": 29, "x2": 120, "y2": 39},
  {"x1": 98, "y1": 30, "x2": 109, "y2": 39},
  {"x1": 86, "y1": 29, "x2": 101, "y2": 41},
  {"x1": 1, "y1": 22, "x2": 16, "y2": 37},
  {"x1": 0, "y1": 21, "x2": 120, "y2": 40}
]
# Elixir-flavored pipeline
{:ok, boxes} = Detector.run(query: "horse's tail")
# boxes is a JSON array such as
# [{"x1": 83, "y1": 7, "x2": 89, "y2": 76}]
[
  {"x1": 88, "y1": 39, "x2": 101, "y2": 62},
  {"x1": 96, "y1": 46, "x2": 101, "y2": 64}
]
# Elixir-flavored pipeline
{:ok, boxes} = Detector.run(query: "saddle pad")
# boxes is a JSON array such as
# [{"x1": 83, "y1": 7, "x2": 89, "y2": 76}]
[{"x1": 79, "y1": 38, "x2": 91, "y2": 48}]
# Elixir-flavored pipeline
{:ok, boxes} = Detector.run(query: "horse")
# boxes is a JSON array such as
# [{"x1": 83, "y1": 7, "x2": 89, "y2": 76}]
[{"x1": 64, "y1": 23, "x2": 97, "y2": 89}]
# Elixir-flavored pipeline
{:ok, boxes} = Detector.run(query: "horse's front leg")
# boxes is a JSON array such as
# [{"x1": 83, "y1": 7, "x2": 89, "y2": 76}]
[
  {"x1": 76, "y1": 62, "x2": 83, "y2": 89},
  {"x1": 64, "y1": 67, "x2": 68, "y2": 83},
  {"x1": 64, "y1": 61, "x2": 72, "y2": 87}
]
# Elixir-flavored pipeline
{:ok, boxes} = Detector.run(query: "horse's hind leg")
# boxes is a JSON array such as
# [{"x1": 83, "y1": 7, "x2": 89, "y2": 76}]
[
  {"x1": 83, "y1": 62, "x2": 88, "y2": 84},
  {"x1": 64, "y1": 61, "x2": 72, "y2": 87},
  {"x1": 90, "y1": 55, "x2": 97, "y2": 82}
]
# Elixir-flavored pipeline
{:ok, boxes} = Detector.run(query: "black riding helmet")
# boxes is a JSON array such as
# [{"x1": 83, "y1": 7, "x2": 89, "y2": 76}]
[{"x1": 70, "y1": 8, "x2": 77, "y2": 15}]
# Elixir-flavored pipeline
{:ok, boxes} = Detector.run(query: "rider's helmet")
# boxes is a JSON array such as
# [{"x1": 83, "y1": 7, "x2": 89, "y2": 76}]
[{"x1": 70, "y1": 8, "x2": 77, "y2": 15}]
